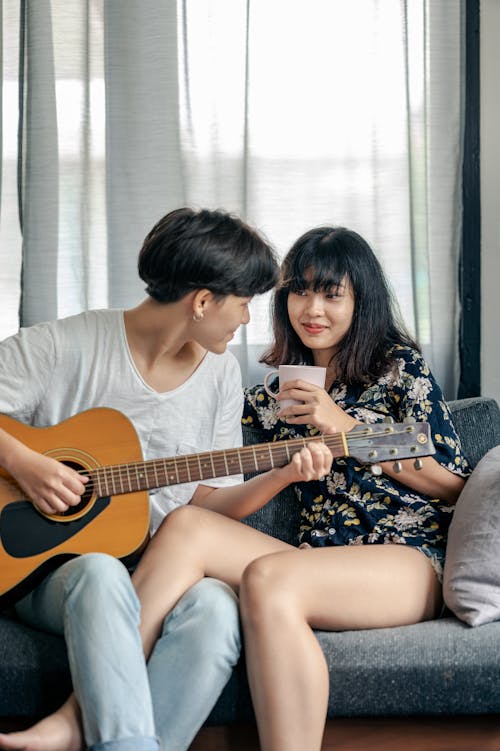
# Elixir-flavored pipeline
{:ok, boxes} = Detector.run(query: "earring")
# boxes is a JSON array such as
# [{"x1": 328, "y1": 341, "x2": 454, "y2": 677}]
[{"x1": 193, "y1": 311, "x2": 204, "y2": 321}]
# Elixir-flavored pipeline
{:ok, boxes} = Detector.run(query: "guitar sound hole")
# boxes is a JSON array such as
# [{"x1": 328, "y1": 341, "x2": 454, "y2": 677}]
[{"x1": 59, "y1": 461, "x2": 94, "y2": 517}]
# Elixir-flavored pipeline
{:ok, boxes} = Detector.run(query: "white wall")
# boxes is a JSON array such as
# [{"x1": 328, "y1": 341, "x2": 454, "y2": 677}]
[{"x1": 481, "y1": 0, "x2": 500, "y2": 403}]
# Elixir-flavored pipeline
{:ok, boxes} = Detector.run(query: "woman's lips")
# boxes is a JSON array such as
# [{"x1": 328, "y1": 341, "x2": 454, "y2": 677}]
[{"x1": 302, "y1": 323, "x2": 327, "y2": 334}]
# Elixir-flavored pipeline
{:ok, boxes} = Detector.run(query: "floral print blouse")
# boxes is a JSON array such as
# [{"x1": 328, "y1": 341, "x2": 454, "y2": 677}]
[{"x1": 243, "y1": 346, "x2": 471, "y2": 580}]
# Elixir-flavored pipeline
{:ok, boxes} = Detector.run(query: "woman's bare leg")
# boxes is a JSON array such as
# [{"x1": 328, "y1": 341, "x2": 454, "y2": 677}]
[
  {"x1": 0, "y1": 695, "x2": 82, "y2": 751},
  {"x1": 239, "y1": 544, "x2": 441, "y2": 751},
  {"x1": 132, "y1": 503, "x2": 293, "y2": 657}
]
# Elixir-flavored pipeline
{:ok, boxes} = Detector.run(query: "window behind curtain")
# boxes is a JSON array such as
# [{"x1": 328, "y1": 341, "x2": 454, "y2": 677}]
[{"x1": 0, "y1": 0, "x2": 464, "y2": 396}]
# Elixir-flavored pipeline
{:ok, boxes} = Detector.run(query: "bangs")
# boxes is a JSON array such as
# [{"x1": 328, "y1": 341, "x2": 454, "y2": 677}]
[{"x1": 282, "y1": 242, "x2": 349, "y2": 292}]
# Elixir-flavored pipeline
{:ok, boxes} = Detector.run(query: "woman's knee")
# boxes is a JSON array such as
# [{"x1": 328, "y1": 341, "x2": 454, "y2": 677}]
[
  {"x1": 154, "y1": 503, "x2": 207, "y2": 544},
  {"x1": 240, "y1": 555, "x2": 298, "y2": 626}
]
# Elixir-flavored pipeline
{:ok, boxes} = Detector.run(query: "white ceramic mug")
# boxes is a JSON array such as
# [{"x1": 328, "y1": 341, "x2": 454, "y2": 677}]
[{"x1": 263, "y1": 365, "x2": 327, "y2": 408}]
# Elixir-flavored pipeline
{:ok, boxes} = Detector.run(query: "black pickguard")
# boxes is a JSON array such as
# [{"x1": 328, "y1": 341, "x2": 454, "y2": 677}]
[{"x1": 0, "y1": 497, "x2": 111, "y2": 558}]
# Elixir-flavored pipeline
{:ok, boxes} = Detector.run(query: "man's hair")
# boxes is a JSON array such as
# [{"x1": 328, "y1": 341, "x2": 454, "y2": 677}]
[{"x1": 138, "y1": 207, "x2": 278, "y2": 302}]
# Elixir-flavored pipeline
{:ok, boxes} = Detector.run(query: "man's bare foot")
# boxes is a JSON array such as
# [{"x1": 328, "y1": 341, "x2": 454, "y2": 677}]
[{"x1": 0, "y1": 695, "x2": 83, "y2": 751}]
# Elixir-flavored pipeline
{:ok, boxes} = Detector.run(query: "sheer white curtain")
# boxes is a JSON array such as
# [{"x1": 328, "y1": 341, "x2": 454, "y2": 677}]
[
  {"x1": 0, "y1": 0, "x2": 464, "y2": 396},
  {"x1": 0, "y1": 0, "x2": 23, "y2": 337}
]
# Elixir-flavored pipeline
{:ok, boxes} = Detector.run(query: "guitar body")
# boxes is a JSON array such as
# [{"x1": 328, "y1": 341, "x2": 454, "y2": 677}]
[{"x1": 0, "y1": 408, "x2": 150, "y2": 607}]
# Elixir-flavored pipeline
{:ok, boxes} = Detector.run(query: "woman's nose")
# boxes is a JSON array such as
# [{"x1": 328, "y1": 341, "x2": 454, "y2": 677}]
[{"x1": 305, "y1": 294, "x2": 324, "y2": 315}]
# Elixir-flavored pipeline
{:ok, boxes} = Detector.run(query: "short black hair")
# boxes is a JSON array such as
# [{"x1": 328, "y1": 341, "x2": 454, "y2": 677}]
[
  {"x1": 262, "y1": 226, "x2": 418, "y2": 384},
  {"x1": 138, "y1": 207, "x2": 278, "y2": 302}
]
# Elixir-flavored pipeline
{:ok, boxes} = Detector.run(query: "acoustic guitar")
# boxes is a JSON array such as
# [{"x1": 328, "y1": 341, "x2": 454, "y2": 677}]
[{"x1": 0, "y1": 407, "x2": 434, "y2": 606}]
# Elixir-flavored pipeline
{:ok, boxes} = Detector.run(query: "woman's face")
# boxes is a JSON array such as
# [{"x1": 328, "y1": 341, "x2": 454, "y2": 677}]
[{"x1": 286, "y1": 277, "x2": 355, "y2": 367}]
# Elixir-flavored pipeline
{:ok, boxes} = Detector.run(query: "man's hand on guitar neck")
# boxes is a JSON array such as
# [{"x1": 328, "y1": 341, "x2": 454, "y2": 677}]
[{"x1": 0, "y1": 428, "x2": 88, "y2": 515}]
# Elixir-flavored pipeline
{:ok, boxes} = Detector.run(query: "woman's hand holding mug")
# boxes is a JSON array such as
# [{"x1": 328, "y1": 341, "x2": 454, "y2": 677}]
[{"x1": 263, "y1": 364, "x2": 358, "y2": 433}]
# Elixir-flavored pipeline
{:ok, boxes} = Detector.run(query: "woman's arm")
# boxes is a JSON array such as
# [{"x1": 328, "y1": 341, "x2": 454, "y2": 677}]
[
  {"x1": 380, "y1": 455, "x2": 465, "y2": 504},
  {"x1": 190, "y1": 441, "x2": 333, "y2": 519}
]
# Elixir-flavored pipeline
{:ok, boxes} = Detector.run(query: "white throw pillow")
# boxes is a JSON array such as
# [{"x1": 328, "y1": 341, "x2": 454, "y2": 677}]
[{"x1": 443, "y1": 445, "x2": 500, "y2": 626}]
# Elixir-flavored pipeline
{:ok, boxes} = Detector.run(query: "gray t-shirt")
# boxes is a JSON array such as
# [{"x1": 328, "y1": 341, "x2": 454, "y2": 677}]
[{"x1": 0, "y1": 309, "x2": 243, "y2": 534}]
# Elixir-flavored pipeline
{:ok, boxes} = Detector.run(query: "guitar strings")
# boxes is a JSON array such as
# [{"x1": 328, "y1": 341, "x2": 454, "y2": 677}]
[{"x1": 73, "y1": 426, "x2": 422, "y2": 487}]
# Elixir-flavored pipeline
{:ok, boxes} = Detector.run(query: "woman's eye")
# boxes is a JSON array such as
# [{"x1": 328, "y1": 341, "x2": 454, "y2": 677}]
[{"x1": 325, "y1": 289, "x2": 342, "y2": 299}]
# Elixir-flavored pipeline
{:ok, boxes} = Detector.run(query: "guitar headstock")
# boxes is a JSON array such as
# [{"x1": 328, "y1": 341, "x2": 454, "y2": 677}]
[{"x1": 346, "y1": 421, "x2": 435, "y2": 470}]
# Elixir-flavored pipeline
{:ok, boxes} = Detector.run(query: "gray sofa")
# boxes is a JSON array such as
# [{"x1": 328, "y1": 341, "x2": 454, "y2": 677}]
[{"x1": 1, "y1": 396, "x2": 499, "y2": 728}]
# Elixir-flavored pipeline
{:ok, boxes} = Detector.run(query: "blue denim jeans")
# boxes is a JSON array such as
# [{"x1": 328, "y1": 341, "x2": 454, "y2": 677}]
[{"x1": 16, "y1": 554, "x2": 241, "y2": 751}]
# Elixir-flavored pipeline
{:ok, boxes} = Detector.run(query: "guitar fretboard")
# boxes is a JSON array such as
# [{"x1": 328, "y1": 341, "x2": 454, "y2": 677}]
[{"x1": 89, "y1": 433, "x2": 347, "y2": 497}]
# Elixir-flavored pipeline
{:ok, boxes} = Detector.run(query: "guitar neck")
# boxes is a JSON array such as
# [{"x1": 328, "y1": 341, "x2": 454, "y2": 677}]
[
  {"x1": 90, "y1": 432, "x2": 348, "y2": 498},
  {"x1": 88, "y1": 421, "x2": 433, "y2": 499}
]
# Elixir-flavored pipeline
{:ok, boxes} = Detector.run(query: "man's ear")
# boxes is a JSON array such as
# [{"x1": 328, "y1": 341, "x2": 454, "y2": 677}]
[{"x1": 192, "y1": 288, "x2": 214, "y2": 320}]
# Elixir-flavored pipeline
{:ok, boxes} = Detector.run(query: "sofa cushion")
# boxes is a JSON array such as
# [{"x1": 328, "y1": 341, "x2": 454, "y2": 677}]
[
  {"x1": 0, "y1": 613, "x2": 70, "y2": 716},
  {"x1": 443, "y1": 445, "x2": 500, "y2": 626},
  {"x1": 447, "y1": 397, "x2": 500, "y2": 469},
  {"x1": 208, "y1": 616, "x2": 500, "y2": 722}
]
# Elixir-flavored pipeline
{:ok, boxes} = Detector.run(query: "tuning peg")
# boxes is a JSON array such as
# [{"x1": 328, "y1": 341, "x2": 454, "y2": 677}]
[
  {"x1": 413, "y1": 458, "x2": 424, "y2": 471},
  {"x1": 383, "y1": 415, "x2": 394, "y2": 424},
  {"x1": 403, "y1": 416, "x2": 416, "y2": 424},
  {"x1": 393, "y1": 461, "x2": 403, "y2": 473},
  {"x1": 370, "y1": 464, "x2": 383, "y2": 476}
]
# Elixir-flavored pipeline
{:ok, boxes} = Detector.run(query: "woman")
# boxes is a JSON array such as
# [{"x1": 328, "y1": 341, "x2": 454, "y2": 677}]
[{"x1": 111, "y1": 226, "x2": 468, "y2": 751}]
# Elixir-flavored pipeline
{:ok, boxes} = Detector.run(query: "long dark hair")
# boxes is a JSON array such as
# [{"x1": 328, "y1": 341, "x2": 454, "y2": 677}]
[
  {"x1": 261, "y1": 226, "x2": 419, "y2": 384},
  {"x1": 138, "y1": 207, "x2": 278, "y2": 302}
]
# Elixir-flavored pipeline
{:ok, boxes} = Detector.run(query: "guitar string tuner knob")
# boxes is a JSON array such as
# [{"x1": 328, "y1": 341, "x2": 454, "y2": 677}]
[
  {"x1": 383, "y1": 415, "x2": 394, "y2": 424},
  {"x1": 393, "y1": 461, "x2": 403, "y2": 473},
  {"x1": 371, "y1": 464, "x2": 383, "y2": 476},
  {"x1": 403, "y1": 416, "x2": 416, "y2": 424},
  {"x1": 414, "y1": 458, "x2": 424, "y2": 471}
]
